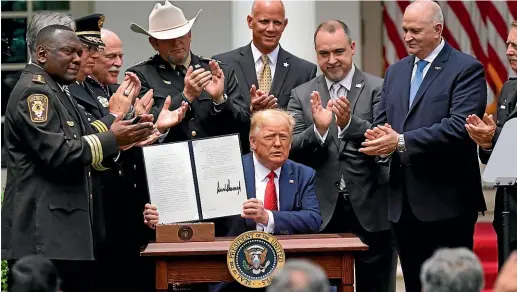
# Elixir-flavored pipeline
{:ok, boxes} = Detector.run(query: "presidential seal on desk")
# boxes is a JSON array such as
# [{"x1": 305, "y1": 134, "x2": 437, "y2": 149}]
[{"x1": 227, "y1": 231, "x2": 285, "y2": 288}]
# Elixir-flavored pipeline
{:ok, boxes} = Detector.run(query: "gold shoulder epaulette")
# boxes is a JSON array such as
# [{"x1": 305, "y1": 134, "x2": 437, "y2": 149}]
[{"x1": 32, "y1": 74, "x2": 45, "y2": 84}]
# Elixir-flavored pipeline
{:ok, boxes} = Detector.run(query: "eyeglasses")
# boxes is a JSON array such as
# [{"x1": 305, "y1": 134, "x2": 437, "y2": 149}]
[{"x1": 82, "y1": 43, "x2": 104, "y2": 54}]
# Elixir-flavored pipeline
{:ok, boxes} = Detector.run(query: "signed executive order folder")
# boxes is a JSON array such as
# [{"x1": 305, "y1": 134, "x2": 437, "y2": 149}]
[{"x1": 141, "y1": 134, "x2": 247, "y2": 224}]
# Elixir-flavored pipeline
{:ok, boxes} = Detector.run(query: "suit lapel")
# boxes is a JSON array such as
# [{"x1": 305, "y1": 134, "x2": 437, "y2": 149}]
[
  {"x1": 270, "y1": 47, "x2": 290, "y2": 99},
  {"x1": 400, "y1": 56, "x2": 415, "y2": 115},
  {"x1": 239, "y1": 44, "x2": 259, "y2": 91},
  {"x1": 84, "y1": 82, "x2": 110, "y2": 117},
  {"x1": 69, "y1": 82, "x2": 99, "y2": 108},
  {"x1": 407, "y1": 44, "x2": 451, "y2": 116},
  {"x1": 242, "y1": 154, "x2": 256, "y2": 230},
  {"x1": 348, "y1": 69, "x2": 366, "y2": 113},
  {"x1": 316, "y1": 76, "x2": 340, "y2": 148},
  {"x1": 278, "y1": 161, "x2": 296, "y2": 211},
  {"x1": 43, "y1": 74, "x2": 83, "y2": 125}
]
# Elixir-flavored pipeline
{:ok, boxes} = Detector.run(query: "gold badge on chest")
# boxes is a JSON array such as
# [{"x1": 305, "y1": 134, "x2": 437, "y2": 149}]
[{"x1": 97, "y1": 96, "x2": 109, "y2": 107}]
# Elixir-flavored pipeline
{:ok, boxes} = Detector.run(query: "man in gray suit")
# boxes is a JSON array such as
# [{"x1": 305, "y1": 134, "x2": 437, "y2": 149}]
[{"x1": 287, "y1": 20, "x2": 396, "y2": 292}]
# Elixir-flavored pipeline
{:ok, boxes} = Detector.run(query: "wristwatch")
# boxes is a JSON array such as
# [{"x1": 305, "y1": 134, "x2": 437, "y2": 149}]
[{"x1": 397, "y1": 134, "x2": 407, "y2": 153}]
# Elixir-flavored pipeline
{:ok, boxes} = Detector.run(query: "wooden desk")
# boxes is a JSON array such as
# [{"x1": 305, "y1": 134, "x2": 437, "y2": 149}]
[{"x1": 141, "y1": 233, "x2": 368, "y2": 292}]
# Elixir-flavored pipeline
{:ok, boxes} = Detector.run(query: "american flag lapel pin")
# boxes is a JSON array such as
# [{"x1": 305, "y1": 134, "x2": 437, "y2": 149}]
[
  {"x1": 435, "y1": 66, "x2": 442, "y2": 70},
  {"x1": 289, "y1": 179, "x2": 294, "y2": 184}
]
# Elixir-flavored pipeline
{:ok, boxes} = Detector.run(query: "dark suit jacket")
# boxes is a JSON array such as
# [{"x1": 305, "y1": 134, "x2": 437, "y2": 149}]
[
  {"x1": 224, "y1": 153, "x2": 322, "y2": 236},
  {"x1": 1, "y1": 64, "x2": 119, "y2": 261},
  {"x1": 288, "y1": 69, "x2": 390, "y2": 232},
  {"x1": 211, "y1": 153, "x2": 322, "y2": 292},
  {"x1": 373, "y1": 42, "x2": 487, "y2": 222},
  {"x1": 212, "y1": 43, "x2": 317, "y2": 110},
  {"x1": 479, "y1": 78, "x2": 517, "y2": 241}
]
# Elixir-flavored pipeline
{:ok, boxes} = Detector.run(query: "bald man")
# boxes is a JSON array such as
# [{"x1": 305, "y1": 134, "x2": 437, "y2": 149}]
[
  {"x1": 213, "y1": 0, "x2": 316, "y2": 152},
  {"x1": 360, "y1": 1, "x2": 487, "y2": 290}
]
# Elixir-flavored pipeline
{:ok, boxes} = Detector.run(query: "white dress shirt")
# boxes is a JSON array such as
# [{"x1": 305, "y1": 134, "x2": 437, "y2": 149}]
[
  {"x1": 251, "y1": 41, "x2": 280, "y2": 81},
  {"x1": 314, "y1": 64, "x2": 356, "y2": 144},
  {"x1": 252, "y1": 153, "x2": 281, "y2": 233},
  {"x1": 411, "y1": 38, "x2": 445, "y2": 81}
]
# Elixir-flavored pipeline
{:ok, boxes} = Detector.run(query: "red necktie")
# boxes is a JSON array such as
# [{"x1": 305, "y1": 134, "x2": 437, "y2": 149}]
[{"x1": 264, "y1": 171, "x2": 278, "y2": 211}]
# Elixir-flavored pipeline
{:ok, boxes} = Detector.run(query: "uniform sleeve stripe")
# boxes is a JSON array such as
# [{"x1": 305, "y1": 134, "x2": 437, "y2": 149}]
[
  {"x1": 83, "y1": 135, "x2": 99, "y2": 165},
  {"x1": 92, "y1": 163, "x2": 109, "y2": 171},
  {"x1": 91, "y1": 120, "x2": 108, "y2": 133},
  {"x1": 91, "y1": 135, "x2": 104, "y2": 164},
  {"x1": 90, "y1": 121, "x2": 104, "y2": 133}
]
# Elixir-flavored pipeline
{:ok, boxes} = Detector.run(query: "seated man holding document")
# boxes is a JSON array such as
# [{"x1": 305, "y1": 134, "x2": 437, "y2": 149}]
[
  {"x1": 143, "y1": 108, "x2": 322, "y2": 235},
  {"x1": 144, "y1": 108, "x2": 322, "y2": 292}
]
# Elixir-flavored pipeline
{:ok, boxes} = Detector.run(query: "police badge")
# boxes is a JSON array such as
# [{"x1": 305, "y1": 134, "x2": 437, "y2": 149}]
[
  {"x1": 227, "y1": 231, "x2": 285, "y2": 288},
  {"x1": 97, "y1": 96, "x2": 109, "y2": 107}
]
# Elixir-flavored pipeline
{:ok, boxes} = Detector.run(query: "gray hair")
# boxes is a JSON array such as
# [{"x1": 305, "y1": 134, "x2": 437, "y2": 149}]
[
  {"x1": 27, "y1": 11, "x2": 75, "y2": 54},
  {"x1": 267, "y1": 259, "x2": 330, "y2": 292},
  {"x1": 420, "y1": 247, "x2": 484, "y2": 292}
]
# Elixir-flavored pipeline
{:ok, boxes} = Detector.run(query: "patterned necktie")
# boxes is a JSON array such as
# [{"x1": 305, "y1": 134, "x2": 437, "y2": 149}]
[
  {"x1": 330, "y1": 82, "x2": 348, "y2": 100},
  {"x1": 409, "y1": 60, "x2": 429, "y2": 107},
  {"x1": 63, "y1": 85, "x2": 77, "y2": 108},
  {"x1": 259, "y1": 54, "x2": 272, "y2": 94},
  {"x1": 264, "y1": 171, "x2": 278, "y2": 211},
  {"x1": 330, "y1": 82, "x2": 348, "y2": 191}
]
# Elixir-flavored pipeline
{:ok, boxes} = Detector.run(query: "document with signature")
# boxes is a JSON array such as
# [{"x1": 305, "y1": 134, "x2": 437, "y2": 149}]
[{"x1": 142, "y1": 134, "x2": 247, "y2": 224}]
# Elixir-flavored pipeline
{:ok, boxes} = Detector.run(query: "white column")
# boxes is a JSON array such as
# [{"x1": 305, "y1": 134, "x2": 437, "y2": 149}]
[{"x1": 231, "y1": 0, "x2": 317, "y2": 65}]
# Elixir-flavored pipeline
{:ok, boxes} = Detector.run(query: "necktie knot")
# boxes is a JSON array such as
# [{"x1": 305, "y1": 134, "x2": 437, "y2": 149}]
[
  {"x1": 416, "y1": 60, "x2": 428, "y2": 72},
  {"x1": 267, "y1": 171, "x2": 276, "y2": 180},
  {"x1": 261, "y1": 54, "x2": 270, "y2": 64},
  {"x1": 330, "y1": 82, "x2": 344, "y2": 99}
]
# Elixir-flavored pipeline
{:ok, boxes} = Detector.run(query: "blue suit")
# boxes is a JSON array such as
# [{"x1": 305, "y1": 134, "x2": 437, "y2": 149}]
[
  {"x1": 211, "y1": 153, "x2": 322, "y2": 292},
  {"x1": 225, "y1": 153, "x2": 322, "y2": 236},
  {"x1": 373, "y1": 42, "x2": 487, "y2": 291}
]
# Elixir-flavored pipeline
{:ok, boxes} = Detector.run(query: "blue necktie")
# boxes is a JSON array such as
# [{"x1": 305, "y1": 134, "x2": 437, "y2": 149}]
[{"x1": 409, "y1": 60, "x2": 429, "y2": 107}]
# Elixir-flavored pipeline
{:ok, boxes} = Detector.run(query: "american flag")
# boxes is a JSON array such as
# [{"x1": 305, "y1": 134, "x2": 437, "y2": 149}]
[{"x1": 383, "y1": 1, "x2": 517, "y2": 114}]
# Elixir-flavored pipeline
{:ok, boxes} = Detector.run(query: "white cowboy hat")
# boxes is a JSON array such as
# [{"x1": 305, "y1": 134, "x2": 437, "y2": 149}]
[{"x1": 130, "y1": 0, "x2": 201, "y2": 40}]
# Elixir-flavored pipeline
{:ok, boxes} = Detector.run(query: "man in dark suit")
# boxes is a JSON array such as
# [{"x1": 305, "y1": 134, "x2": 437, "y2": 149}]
[
  {"x1": 465, "y1": 20, "x2": 517, "y2": 269},
  {"x1": 1, "y1": 25, "x2": 154, "y2": 292},
  {"x1": 359, "y1": 2, "x2": 487, "y2": 291},
  {"x1": 287, "y1": 20, "x2": 396, "y2": 292},
  {"x1": 213, "y1": 0, "x2": 316, "y2": 111},
  {"x1": 212, "y1": 0, "x2": 316, "y2": 152}
]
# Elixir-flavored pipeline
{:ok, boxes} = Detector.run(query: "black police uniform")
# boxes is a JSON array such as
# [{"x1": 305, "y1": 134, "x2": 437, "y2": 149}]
[
  {"x1": 126, "y1": 52, "x2": 251, "y2": 151},
  {"x1": 1, "y1": 64, "x2": 119, "y2": 292},
  {"x1": 70, "y1": 13, "x2": 154, "y2": 292}
]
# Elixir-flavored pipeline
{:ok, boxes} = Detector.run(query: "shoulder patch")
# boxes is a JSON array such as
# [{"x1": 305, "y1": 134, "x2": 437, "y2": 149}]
[
  {"x1": 32, "y1": 75, "x2": 45, "y2": 84},
  {"x1": 27, "y1": 94, "x2": 49, "y2": 123}
]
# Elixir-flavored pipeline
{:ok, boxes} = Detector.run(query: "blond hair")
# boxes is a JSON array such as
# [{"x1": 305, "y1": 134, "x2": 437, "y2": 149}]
[{"x1": 249, "y1": 108, "x2": 295, "y2": 138}]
